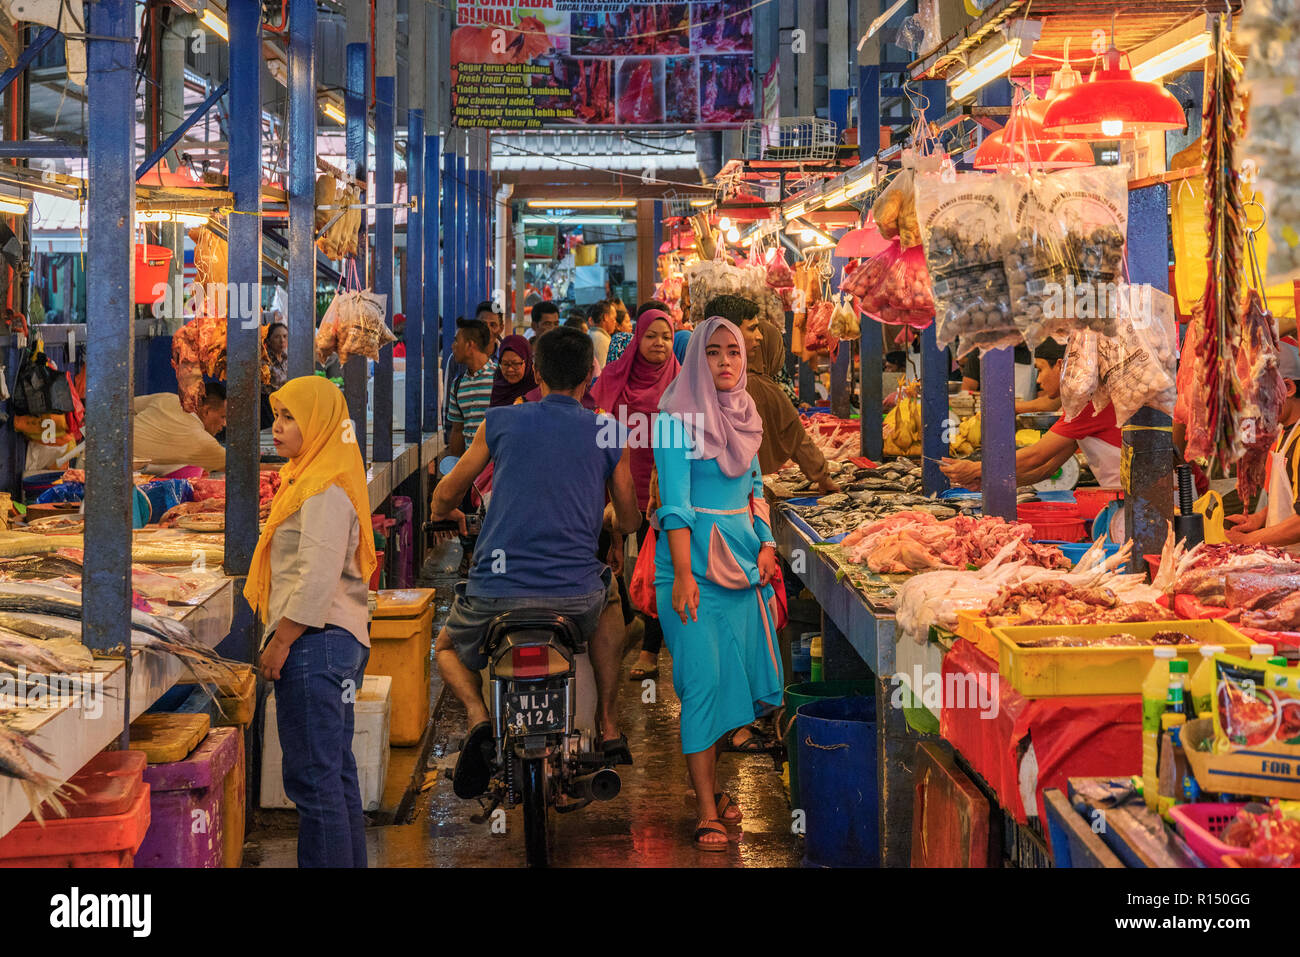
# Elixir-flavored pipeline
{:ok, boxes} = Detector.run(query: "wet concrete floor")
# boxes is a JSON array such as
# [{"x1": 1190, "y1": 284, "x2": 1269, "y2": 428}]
[{"x1": 245, "y1": 558, "x2": 805, "y2": 868}]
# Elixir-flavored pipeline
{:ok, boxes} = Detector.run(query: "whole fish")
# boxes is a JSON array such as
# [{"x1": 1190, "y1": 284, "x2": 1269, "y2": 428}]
[
  {"x1": 0, "y1": 582, "x2": 195, "y2": 646},
  {"x1": 0, "y1": 632, "x2": 81, "y2": 675},
  {"x1": 0, "y1": 725, "x2": 81, "y2": 824}
]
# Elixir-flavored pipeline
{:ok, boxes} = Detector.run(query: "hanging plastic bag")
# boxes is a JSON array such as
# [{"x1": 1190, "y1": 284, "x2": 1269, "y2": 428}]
[
  {"x1": 1096, "y1": 286, "x2": 1177, "y2": 427},
  {"x1": 762, "y1": 246, "x2": 795, "y2": 288},
  {"x1": 1003, "y1": 170, "x2": 1076, "y2": 348},
  {"x1": 1046, "y1": 165, "x2": 1128, "y2": 338},
  {"x1": 854, "y1": 240, "x2": 935, "y2": 328},
  {"x1": 829, "y1": 292, "x2": 860, "y2": 340},
  {"x1": 914, "y1": 166, "x2": 1016, "y2": 357},
  {"x1": 1059, "y1": 329, "x2": 1100, "y2": 420}
]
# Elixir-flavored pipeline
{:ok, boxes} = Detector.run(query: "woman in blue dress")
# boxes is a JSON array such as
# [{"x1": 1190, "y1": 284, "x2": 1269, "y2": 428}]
[{"x1": 653, "y1": 316, "x2": 784, "y2": 851}]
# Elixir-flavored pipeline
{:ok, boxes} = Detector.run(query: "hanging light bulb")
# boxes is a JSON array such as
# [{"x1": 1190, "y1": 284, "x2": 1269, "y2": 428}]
[
  {"x1": 800, "y1": 228, "x2": 815, "y2": 243},
  {"x1": 726, "y1": 226, "x2": 740, "y2": 242},
  {"x1": 718, "y1": 216, "x2": 731, "y2": 230},
  {"x1": 1100, "y1": 119, "x2": 1125, "y2": 138}
]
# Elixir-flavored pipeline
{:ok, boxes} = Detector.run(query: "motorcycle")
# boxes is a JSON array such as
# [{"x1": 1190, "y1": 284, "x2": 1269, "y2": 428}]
[{"x1": 425, "y1": 520, "x2": 621, "y2": 867}]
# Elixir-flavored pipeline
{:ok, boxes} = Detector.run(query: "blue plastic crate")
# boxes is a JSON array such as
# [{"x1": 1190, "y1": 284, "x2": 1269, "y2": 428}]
[
  {"x1": 1035, "y1": 489, "x2": 1077, "y2": 503},
  {"x1": 1034, "y1": 540, "x2": 1121, "y2": 564}
]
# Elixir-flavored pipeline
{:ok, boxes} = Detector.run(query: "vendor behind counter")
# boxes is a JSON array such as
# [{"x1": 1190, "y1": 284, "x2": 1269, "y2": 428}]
[{"x1": 132, "y1": 382, "x2": 227, "y2": 475}]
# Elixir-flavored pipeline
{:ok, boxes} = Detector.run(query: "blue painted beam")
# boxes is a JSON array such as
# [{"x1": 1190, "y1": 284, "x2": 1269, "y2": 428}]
[
  {"x1": 345, "y1": 40, "x2": 369, "y2": 464},
  {"x1": 977, "y1": 78, "x2": 1017, "y2": 519},
  {"x1": 82, "y1": 0, "x2": 135, "y2": 730},
  {"x1": 442, "y1": 146, "x2": 457, "y2": 364},
  {"x1": 828, "y1": 87, "x2": 852, "y2": 420},
  {"x1": 457, "y1": 153, "x2": 468, "y2": 330},
  {"x1": 859, "y1": 65, "x2": 883, "y2": 460},
  {"x1": 373, "y1": 72, "x2": 395, "y2": 463},
  {"x1": 226, "y1": 0, "x2": 262, "y2": 578},
  {"x1": 423, "y1": 130, "x2": 440, "y2": 433},
  {"x1": 979, "y1": 347, "x2": 1016, "y2": 518},
  {"x1": 287, "y1": 0, "x2": 315, "y2": 378},
  {"x1": 0, "y1": 27, "x2": 56, "y2": 96},
  {"x1": 0, "y1": 141, "x2": 82, "y2": 158},
  {"x1": 405, "y1": 110, "x2": 424, "y2": 445},
  {"x1": 136, "y1": 80, "x2": 229, "y2": 181},
  {"x1": 1125, "y1": 183, "x2": 1175, "y2": 572},
  {"x1": 917, "y1": 78, "x2": 949, "y2": 494}
]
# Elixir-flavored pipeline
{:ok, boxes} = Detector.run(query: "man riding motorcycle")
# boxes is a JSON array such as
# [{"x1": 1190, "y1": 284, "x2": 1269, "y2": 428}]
[{"x1": 430, "y1": 327, "x2": 642, "y2": 798}]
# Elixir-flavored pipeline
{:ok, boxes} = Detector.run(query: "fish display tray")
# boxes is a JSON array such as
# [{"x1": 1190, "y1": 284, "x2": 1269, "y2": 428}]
[{"x1": 992, "y1": 619, "x2": 1252, "y2": 697}]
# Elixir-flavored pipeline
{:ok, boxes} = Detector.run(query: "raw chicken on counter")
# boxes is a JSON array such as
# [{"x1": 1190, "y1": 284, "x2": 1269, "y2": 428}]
[{"x1": 842, "y1": 511, "x2": 1071, "y2": 574}]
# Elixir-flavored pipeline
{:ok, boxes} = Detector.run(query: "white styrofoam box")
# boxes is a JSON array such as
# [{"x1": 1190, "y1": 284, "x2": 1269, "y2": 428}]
[{"x1": 261, "y1": 673, "x2": 393, "y2": 812}]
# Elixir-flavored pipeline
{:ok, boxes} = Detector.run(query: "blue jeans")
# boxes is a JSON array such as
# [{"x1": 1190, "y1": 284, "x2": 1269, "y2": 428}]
[{"x1": 274, "y1": 626, "x2": 369, "y2": 868}]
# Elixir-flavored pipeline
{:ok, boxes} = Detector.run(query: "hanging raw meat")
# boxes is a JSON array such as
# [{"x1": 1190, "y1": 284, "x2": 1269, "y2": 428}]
[
  {"x1": 619, "y1": 61, "x2": 658, "y2": 124},
  {"x1": 1175, "y1": 22, "x2": 1278, "y2": 502}
]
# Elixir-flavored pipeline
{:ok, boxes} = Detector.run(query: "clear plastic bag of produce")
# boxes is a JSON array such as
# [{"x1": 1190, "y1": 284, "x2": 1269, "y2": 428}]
[
  {"x1": 855, "y1": 239, "x2": 935, "y2": 328},
  {"x1": 915, "y1": 167, "x2": 1016, "y2": 356},
  {"x1": 685, "y1": 258, "x2": 769, "y2": 324},
  {"x1": 1046, "y1": 166, "x2": 1128, "y2": 338},
  {"x1": 873, "y1": 148, "x2": 945, "y2": 249},
  {"x1": 1060, "y1": 329, "x2": 1100, "y2": 420},
  {"x1": 1003, "y1": 170, "x2": 1076, "y2": 348},
  {"x1": 1096, "y1": 285, "x2": 1178, "y2": 427},
  {"x1": 828, "y1": 292, "x2": 860, "y2": 340},
  {"x1": 314, "y1": 289, "x2": 394, "y2": 364}
]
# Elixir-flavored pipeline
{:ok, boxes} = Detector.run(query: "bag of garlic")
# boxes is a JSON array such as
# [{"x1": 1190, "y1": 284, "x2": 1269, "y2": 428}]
[
  {"x1": 1045, "y1": 166, "x2": 1128, "y2": 339},
  {"x1": 1002, "y1": 170, "x2": 1076, "y2": 349},
  {"x1": 914, "y1": 166, "x2": 1017, "y2": 357},
  {"x1": 1095, "y1": 286, "x2": 1177, "y2": 427}
]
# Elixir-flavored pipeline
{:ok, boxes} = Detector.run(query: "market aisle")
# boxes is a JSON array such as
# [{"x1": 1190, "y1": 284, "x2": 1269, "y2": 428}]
[{"x1": 245, "y1": 561, "x2": 803, "y2": 867}]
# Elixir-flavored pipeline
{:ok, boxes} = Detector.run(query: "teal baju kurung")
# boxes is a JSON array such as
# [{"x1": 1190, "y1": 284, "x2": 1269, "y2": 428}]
[{"x1": 652, "y1": 412, "x2": 784, "y2": 754}]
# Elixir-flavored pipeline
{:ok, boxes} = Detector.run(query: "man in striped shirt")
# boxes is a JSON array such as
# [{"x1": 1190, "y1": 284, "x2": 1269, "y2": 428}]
[{"x1": 447, "y1": 318, "x2": 497, "y2": 456}]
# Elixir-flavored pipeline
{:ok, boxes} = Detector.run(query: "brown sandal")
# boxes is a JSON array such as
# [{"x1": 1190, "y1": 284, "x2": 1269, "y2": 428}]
[
  {"x1": 693, "y1": 819, "x2": 729, "y2": 851},
  {"x1": 715, "y1": 792, "x2": 743, "y2": 824}
]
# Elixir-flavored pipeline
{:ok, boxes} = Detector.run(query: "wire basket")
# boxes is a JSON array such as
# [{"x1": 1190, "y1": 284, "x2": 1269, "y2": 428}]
[
  {"x1": 663, "y1": 191, "x2": 704, "y2": 218},
  {"x1": 743, "y1": 117, "x2": 839, "y2": 162}
]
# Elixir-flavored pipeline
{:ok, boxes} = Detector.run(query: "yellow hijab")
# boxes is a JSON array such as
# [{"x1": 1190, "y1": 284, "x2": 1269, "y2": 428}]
[{"x1": 243, "y1": 375, "x2": 377, "y2": 623}]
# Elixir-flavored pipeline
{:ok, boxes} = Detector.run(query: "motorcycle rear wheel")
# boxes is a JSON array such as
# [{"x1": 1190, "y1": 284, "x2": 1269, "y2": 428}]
[{"x1": 521, "y1": 757, "x2": 549, "y2": 867}]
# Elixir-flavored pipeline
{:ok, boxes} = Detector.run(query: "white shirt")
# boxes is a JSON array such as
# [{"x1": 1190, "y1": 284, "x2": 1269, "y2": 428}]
[
  {"x1": 132, "y1": 393, "x2": 225, "y2": 474},
  {"x1": 589, "y1": 328, "x2": 612, "y2": 373}
]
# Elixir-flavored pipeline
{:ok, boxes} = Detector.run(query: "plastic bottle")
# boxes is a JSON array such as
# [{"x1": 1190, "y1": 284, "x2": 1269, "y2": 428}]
[
  {"x1": 1190, "y1": 645, "x2": 1225, "y2": 719},
  {"x1": 809, "y1": 636, "x2": 824, "y2": 682},
  {"x1": 1167, "y1": 658, "x2": 1189, "y2": 717},
  {"x1": 1157, "y1": 714, "x2": 1189, "y2": 821},
  {"x1": 1142, "y1": 647, "x2": 1177, "y2": 811},
  {"x1": 1250, "y1": 644, "x2": 1274, "y2": 666}
]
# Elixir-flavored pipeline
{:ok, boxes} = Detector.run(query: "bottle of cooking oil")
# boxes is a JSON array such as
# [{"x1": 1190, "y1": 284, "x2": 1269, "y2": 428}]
[
  {"x1": 1250, "y1": 644, "x2": 1274, "y2": 666},
  {"x1": 809, "y1": 635, "x2": 823, "y2": 682},
  {"x1": 1190, "y1": 645, "x2": 1225, "y2": 719},
  {"x1": 1142, "y1": 647, "x2": 1177, "y2": 811},
  {"x1": 1157, "y1": 713, "x2": 1189, "y2": 821}
]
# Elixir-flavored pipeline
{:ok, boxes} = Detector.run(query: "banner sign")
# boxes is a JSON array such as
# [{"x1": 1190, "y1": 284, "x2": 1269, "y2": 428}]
[{"x1": 452, "y1": 1, "x2": 756, "y2": 129}]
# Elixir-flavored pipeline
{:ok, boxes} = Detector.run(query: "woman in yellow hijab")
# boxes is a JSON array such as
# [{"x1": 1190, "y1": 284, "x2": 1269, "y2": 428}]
[{"x1": 245, "y1": 375, "x2": 376, "y2": 868}]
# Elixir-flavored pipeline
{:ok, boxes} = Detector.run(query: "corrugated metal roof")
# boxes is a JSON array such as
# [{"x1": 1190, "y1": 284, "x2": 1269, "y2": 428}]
[{"x1": 491, "y1": 131, "x2": 698, "y2": 172}]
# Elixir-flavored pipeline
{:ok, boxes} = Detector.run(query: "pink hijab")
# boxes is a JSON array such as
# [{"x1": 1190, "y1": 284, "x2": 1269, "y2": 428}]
[
  {"x1": 588, "y1": 309, "x2": 679, "y2": 416},
  {"x1": 658, "y1": 316, "x2": 764, "y2": 479}
]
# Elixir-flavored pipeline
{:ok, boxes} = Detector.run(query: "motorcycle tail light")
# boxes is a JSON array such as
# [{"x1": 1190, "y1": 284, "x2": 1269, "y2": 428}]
[{"x1": 498, "y1": 644, "x2": 568, "y2": 679}]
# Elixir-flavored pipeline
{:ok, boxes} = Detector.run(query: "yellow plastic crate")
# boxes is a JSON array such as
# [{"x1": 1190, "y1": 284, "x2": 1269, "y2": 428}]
[
  {"x1": 368, "y1": 588, "x2": 436, "y2": 746},
  {"x1": 128, "y1": 712, "x2": 211, "y2": 764},
  {"x1": 955, "y1": 609, "x2": 998, "y2": 662},
  {"x1": 993, "y1": 619, "x2": 1252, "y2": 698}
]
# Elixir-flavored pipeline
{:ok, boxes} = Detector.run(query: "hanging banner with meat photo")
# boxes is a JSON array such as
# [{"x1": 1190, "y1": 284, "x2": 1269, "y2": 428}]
[{"x1": 452, "y1": 0, "x2": 755, "y2": 129}]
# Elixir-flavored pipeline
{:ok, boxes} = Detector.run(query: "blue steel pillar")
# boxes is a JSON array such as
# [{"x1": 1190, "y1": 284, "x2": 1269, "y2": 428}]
[
  {"x1": 423, "y1": 131, "x2": 440, "y2": 432},
  {"x1": 457, "y1": 152, "x2": 468, "y2": 327},
  {"x1": 405, "y1": 130, "x2": 424, "y2": 445},
  {"x1": 918, "y1": 79, "x2": 949, "y2": 494},
  {"x1": 829, "y1": 88, "x2": 852, "y2": 419},
  {"x1": 287, "y1": 0, "x2": 316, "y2": 377},
  {"x1": 978, "y1": 79, "x2": 1016, "y2": 518},
  {"x1": 442, "y1": 144, "x2": 457, "y2": 358},
  {"x1": 1125, "y1": 184, "x2": 1175, "y2": 572},
  {"x1": 345, "y1": 9, "x2": 369, "y2": 463},
  {"x1": 226, "y1": 0, "x2": 262, "y2": 580},
  {"x1": 83, "y1": 0, "x2": 135, "y2": 727},
  {"x1": 858, "y1": 64, "x2": 883, "y2": 460},
  {"x1": 372, "y1": 0, "x2": 395, "y2": 463}
]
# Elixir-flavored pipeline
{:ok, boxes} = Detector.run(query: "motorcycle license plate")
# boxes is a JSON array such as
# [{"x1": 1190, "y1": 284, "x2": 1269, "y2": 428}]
[{"x1": 504, "y1": 690, "x2": 565, "y2": 734}]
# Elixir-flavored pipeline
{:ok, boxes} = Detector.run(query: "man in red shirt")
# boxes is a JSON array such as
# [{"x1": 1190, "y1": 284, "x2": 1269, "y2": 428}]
[{"x1": 941, "y1": 339, "x2": 1122, "y2": 489}]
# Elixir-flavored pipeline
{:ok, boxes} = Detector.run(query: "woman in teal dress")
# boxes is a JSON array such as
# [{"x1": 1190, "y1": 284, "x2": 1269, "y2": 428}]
[{"x1": 653, "y1": 316, "x2": 784, "y2": 851}]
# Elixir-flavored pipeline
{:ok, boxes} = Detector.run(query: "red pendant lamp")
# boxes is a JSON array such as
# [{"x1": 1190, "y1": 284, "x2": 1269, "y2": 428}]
[
  {"x1": 835, "y1": 212, "x2": 890, "y2": 258},
  {"x1": 974, "y1": 96, "x2": 1095, "y2": 170},
  {"x1": 1042, "y1": 37, "x2": 1187, "y2": 139}
]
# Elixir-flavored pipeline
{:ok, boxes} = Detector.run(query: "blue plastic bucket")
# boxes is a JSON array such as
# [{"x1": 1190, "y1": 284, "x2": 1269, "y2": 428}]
[{"x1": 796, "y1": 696, "x2": 879, "y2": 867}]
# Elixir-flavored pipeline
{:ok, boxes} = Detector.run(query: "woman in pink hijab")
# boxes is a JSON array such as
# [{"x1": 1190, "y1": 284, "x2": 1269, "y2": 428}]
[
  {"x1": 652, "y1": 316, "x2": 783, "y2": 852},
  {"x1": 589, "y1": 307, "x2": 679, "y2": 680}
]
